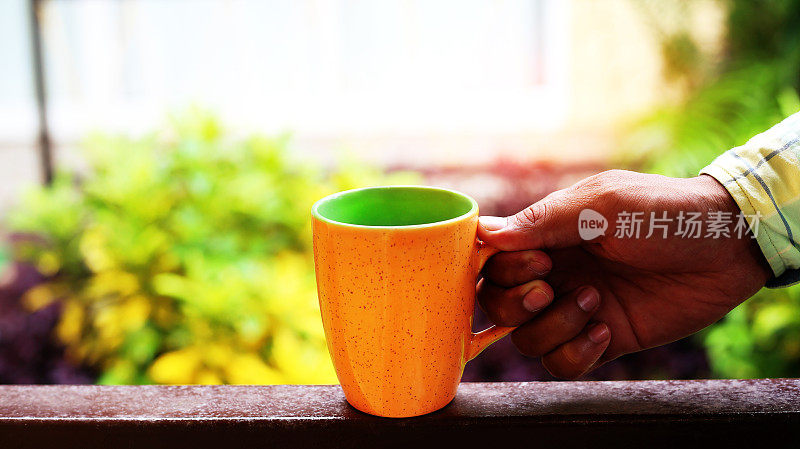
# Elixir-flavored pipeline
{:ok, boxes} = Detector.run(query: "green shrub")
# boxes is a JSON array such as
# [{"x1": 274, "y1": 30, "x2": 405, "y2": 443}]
[
  {"x1": 8, "y1": 110, "x2": 420, "y2": 384},
  {"x1": 704, "y1": 288, "x2": 800, "y2": 378},
  {"x1": 622, "y1": 0, "x2": 800, "y2": 378}
]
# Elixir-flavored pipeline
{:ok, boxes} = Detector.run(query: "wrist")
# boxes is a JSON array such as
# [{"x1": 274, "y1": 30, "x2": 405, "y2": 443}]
[
  {"x1": 693, "y1": 174, "x2": 741, "y2": 216},
  {"x1": 692, "y1": 174, "x2": 772, "y2": 285}
]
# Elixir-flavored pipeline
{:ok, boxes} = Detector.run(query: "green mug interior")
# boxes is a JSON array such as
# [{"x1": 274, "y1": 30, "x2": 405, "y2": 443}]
[{"x1": 312, "y1": 186, "x2": 476, "y2": 227}]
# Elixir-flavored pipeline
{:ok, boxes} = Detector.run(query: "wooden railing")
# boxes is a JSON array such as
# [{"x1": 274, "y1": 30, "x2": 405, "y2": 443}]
[{"x1": 1, "y1": 379, "x2": 799, "y2": 448}]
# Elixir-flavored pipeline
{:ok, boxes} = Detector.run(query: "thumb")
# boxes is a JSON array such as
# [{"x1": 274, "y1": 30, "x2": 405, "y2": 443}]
[{"x1": 478, "y1": 190, "x2": 593, "y2": 251}]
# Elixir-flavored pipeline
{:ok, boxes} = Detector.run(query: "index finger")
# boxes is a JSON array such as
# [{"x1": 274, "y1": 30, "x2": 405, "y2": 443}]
[{"x1": 482, "y1": 250, "x2": 552, "y2": 287}]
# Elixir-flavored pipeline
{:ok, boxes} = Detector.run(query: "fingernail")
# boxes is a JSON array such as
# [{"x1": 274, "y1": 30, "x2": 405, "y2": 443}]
[
  {"x1": 522, "y1": 287, "x2": 552, "y2": 312},
  {"x1": 588, "y1": 323, "x2": 610, "y2": 344},
  {"x1": 576, "y1": 287, "x2": 599, "y2": 312},
  {"x1": 479, "y1": 216, "x2": 507, "y2": 231}
]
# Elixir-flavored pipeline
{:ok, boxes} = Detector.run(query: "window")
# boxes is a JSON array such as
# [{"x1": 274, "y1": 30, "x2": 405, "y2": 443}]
[{"x1": 0, "y1": 0, "x2": 570, "y2": 189}]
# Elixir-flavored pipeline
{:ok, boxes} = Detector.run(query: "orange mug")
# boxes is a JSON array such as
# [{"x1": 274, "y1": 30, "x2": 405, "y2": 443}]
[{"x1": 312, "y1": 185, "x2": 514, "y2": 418}]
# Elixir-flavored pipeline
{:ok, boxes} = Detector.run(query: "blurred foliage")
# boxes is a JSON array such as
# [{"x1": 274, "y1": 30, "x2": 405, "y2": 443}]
[
  {"x1": 7, "y1": 110, "x2": 419, "y2": 385},
  {"x1": 0, "y1": 242, "x2": 8, "y2": 274},
  {"x1": 705, "y1": 288, "x2": 800, "y2": 377},
  {"x1": 623, "y1": 0, "x2": 800, "y2": 378}
]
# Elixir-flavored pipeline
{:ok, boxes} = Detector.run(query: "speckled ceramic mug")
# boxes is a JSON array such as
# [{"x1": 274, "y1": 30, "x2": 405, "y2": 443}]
[{"x1": 312, "y1": 186, "x2": 514, "y2": 418}]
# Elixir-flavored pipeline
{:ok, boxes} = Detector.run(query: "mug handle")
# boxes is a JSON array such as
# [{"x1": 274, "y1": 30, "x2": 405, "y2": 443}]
[{"x1": 465, "y1": 239, "x2": 516, "y2": 362}]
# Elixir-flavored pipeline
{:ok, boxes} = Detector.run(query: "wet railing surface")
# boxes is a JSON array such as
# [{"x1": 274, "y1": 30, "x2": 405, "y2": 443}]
[{"x1": 1, "y1": 379, "x2": 799, "y2": 448}]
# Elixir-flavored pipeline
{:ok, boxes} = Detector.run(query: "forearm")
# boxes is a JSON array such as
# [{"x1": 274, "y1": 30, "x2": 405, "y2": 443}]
[{"x1": 700, "y1": 111, "x2": 800, "y2": 287}]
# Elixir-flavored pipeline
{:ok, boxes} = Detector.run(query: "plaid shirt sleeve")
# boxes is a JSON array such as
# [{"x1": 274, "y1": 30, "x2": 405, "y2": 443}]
[{"x1": 700, "y1": 111, "x2": 800, "y2": 288}]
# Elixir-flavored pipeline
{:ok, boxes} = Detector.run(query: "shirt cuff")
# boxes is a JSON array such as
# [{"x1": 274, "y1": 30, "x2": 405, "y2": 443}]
[{"x1": 700, "y1": 164, "x2": 794, "y2": 287}]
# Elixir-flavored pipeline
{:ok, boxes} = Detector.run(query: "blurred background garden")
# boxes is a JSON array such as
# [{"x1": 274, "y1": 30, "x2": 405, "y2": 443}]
[{"x1": 1, "y1": 0, "x2": 799, "y2": 385}]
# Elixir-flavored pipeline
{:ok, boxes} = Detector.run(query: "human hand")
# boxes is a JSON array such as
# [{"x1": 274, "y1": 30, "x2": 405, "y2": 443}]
[{"x1": 476, "y1": 170, "x2": 771, "y2": 379}]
